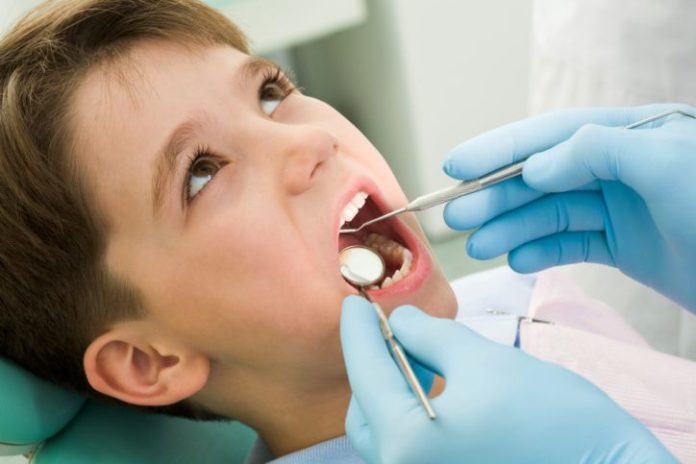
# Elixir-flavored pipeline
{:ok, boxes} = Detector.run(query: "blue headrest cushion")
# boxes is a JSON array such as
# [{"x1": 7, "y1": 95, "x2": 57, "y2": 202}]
[
  {"x1": 0, "y1": 356, "x2": 84, "y2": 446},
  {"x1": 33, "y1": 401, "x2": 256, "y2": 463}
]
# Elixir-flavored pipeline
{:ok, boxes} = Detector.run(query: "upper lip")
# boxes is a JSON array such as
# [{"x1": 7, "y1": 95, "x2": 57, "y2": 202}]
[{"x1": 333, "y1": 177, "x2": 389, "y2": 244}]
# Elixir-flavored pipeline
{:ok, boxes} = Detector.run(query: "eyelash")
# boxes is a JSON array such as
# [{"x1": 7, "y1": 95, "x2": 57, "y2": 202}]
[
  {"x1": 183, "y1": 144, "x2": 215, "y2": 202},
  {"x1": 182, "y1": 67, "x2": 296, "y2": 205},
  {"x1": 258, "y1": 66, "x2": 297, "y2": 102}
]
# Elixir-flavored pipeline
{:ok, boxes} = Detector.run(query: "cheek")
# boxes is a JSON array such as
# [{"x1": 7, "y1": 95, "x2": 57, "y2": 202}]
[{"x1": 158, "y1": 212, "x2": 343, "y2": 350}]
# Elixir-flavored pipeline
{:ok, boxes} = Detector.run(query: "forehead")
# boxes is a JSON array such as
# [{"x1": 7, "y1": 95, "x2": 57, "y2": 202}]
[{"x1": 72, "y1": 40, "x2": 247, "y2": 147}]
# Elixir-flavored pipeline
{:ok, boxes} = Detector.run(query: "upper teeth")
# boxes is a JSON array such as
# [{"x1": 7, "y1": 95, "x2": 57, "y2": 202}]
[{"x1": 340, "y1": 191, "x2": 368, "y2": 227}]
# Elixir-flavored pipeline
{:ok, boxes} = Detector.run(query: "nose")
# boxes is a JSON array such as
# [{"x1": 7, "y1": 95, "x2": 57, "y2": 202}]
[{"x1": 280, "y1": 126, "x2": 337, "y2": 195}]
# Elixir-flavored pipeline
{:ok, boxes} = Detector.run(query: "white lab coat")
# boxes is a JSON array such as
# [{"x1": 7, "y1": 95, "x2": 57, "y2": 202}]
[
  {"x1": 529, "y1": 0, "x2": 696, "y2": 360},
  {"x1": 530, "y1": 0, "x2": 696, "y2": 111}
]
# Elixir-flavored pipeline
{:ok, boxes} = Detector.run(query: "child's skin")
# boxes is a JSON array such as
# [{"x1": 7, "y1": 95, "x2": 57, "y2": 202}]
[{"x1": 72, "y1": 40, "x2": 457, "y2": 455}]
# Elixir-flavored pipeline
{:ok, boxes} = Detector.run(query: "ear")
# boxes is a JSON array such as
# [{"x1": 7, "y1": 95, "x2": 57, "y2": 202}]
[{"x1": 83, "y1": 323, "x2": 210, "y2": 406}]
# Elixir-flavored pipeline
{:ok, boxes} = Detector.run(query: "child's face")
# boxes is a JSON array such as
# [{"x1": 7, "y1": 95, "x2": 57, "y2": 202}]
[{"x1": 73, "y1": 41, "x2": 456, "y2": 398}]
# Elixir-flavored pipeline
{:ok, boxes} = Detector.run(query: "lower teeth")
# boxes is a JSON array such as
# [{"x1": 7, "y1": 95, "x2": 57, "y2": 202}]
[{"x1": 364, "y1": 233, "x2": 413, "y2": 289}]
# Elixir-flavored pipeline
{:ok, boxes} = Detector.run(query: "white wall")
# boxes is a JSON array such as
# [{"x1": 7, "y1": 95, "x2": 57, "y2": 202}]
[{"x1": 0, "y1": 0, "x2": 42, "y2": 35}]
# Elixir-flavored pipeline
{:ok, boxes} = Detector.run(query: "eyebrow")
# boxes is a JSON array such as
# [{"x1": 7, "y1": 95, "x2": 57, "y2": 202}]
[{"x1": 151, "y1": 56, "x2": 279, "y2": 215}]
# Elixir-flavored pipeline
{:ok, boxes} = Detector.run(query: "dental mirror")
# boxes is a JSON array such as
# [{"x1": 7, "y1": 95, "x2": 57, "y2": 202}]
[
  {"x1": 339, "y1": 244, "x2": 437, "y2": 420},
  {"x1": 339, "y1": 245, "x2": 385, "y2": 287}
]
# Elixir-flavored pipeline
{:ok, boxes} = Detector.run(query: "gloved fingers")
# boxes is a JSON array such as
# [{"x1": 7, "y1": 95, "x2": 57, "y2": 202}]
[
  {"x1": 466, "y1": 191, "x2": 607, "y2": 260},
  {"x1": 442, "y1": 104, "x2": 678, "y2": 181},
  {"x1": 523, "y1": 104, "x2": 696, "y2": 194},
  {"x1": 523, "y1": 124, "x2": 653, "y2": 192},
  {"x1": 507, "y1": 231, "x2": 615, "y2": 273},
  {"x1": 388, "y1": 305, "x2": 492, "y2": 385},
  {"x1": 345, "y1": 396, "x2": 376, "y2": 463},
  {"x1": 443, "y1": 178, "x2": 542, "y2": 230},
  {"x1": 341, "y1": 296, "x2": 423, "y2": 427},
  {"x1": 444, "y1": 176, "x2": 601, "y2": 232},
  {"x1": 443, "y1": 110, "x2": 588, "y2": 181}
]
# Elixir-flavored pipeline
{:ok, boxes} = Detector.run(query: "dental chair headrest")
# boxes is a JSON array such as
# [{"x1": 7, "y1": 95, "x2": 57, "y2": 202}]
[
  {"x1": 34, "y1": 401, "x2": 256, "y2": 463},
  {"x1": 0, "y1": 356, "x2": 84, "y2": 453},
  {"x1": 0, "y1": 356, "x2": 256, "y2": 462}
]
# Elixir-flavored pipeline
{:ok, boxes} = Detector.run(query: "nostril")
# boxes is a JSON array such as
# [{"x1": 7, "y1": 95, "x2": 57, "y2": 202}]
[{"x1": 310, "y1": 160, "x2": 324, "y2": 179}]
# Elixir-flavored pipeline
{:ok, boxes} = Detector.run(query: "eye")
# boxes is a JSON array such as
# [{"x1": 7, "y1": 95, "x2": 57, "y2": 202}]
[
  {"x1": 260, "y1": 95, "x2": 281, "y2": 115},
  {"x1": 259, "y1": 67, "x2": 295, "y2": 116},
  {"x1": 185, "y1": 150, "x2": 226, "y2": 202}
]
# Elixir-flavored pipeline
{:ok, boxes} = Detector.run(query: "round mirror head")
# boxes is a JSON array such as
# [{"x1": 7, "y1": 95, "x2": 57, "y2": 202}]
[{"x1": 339, "y1": 245, "x2": 385, "y2": 287}]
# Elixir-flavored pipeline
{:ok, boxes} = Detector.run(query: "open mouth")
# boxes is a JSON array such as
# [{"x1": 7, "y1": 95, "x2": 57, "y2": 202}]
[{"x1": 338, "y1": 191, "x2": 416, "y2": 290}]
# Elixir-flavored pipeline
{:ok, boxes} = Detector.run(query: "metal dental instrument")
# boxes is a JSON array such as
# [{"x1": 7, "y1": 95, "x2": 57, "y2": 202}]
[
  {"x1": 340, "y1": 108, "x2": 696, "y2": 234},
  {"x1": 339, "y1": 245, "x2": 437, "y2": 420}
]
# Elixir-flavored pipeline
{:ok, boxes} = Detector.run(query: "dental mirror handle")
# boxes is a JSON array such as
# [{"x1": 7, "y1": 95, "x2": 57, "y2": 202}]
[
  {"x1": 406, "y1": 160, "x2": 525, "y2": 212},
  {"x1": 357, "y1": 288, "x2": 437, "y2": 420}
]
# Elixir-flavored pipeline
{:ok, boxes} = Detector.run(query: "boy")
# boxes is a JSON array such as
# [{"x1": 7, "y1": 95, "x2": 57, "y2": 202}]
[{"x1": 0, "y1": 0, "x2": 456, "y2": 457}]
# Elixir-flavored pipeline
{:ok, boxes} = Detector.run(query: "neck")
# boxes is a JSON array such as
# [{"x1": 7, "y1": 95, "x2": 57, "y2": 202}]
[
  {"x1": 256, "y1": 373, "x2": 447, "y2": 456},
  {"x1": 255, "y1": 377, "x2": 352, "y2": 457},
  {"x1": 200, "y1": 366, "x2": 352, "y2": 458}
]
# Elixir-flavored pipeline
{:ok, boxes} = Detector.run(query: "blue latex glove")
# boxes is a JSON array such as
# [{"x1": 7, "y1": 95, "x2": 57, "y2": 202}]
[
  {"x1": 341, "y1": 296, "x2": 676, "y2": 464},
  {"x1": 443, "y1": 104, "x2": 696, "y2": 312}
]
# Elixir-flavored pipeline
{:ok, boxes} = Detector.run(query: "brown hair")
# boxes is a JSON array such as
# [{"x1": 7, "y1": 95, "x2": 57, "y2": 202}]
[{"x1": 0, "y1": 0, "x2": 247, "y2": 419}]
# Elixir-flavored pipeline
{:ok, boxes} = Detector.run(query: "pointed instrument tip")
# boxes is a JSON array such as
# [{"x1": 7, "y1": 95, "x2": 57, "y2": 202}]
[{"x1": 339, "y1": 207, "x2": 407, "y2": 235}]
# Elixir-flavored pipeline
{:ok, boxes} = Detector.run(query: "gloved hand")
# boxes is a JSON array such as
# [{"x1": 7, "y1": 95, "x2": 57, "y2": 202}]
[
  {"x1": 443, "y1": 104, "x2": 696, "y2": 312},
  {"x1": 341, "y1": 296, "x2": 676, "y2": 464}
]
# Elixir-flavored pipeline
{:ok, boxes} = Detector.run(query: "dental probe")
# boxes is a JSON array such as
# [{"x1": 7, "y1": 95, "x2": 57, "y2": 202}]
[
  {"x1": 339, "y1": 245, "x2": 437, "y2": 420},
  {"x1": 339, "y1": 161, "x2": 523, "y2": 234},
  {"x1": 340, "y1": 108, "x2": 696, "y2": 234}
]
